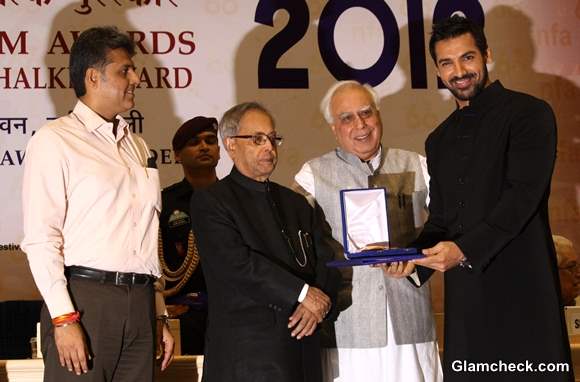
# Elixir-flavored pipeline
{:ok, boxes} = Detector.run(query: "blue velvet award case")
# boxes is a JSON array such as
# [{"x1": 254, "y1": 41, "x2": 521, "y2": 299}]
[{"x1": 326, "y1": 188, "x2": 424, "y2": 268}]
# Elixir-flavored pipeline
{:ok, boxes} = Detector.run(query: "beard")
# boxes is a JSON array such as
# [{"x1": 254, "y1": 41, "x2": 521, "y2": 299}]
[{"x1": 446, "y1": 64, "x2": 489, "y2": 102}]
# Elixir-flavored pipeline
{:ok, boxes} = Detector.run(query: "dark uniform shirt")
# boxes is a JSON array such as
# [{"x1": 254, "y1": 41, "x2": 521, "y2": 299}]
[{"x1": 160, "y1": 178, "x2": 207, "y2": 354}]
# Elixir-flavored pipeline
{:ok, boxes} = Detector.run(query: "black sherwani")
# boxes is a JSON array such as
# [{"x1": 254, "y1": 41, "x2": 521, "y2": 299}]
[
  {"x1": 415, "y1": 81, "x2": 573, "y2": 381},
  {"x1": 190, "y1": 166, "x2": 340, "y2": 382}
]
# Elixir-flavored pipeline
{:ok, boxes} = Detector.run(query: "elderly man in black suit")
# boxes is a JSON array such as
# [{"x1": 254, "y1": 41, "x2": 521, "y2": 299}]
[{"x1": 190, "y1": 102, "x2": 340, "y2": 382}]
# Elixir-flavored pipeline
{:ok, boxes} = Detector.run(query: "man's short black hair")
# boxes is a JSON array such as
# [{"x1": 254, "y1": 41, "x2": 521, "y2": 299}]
[
  {"x1": 429, "y1": 15, "x2": 488, "y2": 63},
  {"x1": 69, "y1": 26, "x2": 136, "y2": 98}
]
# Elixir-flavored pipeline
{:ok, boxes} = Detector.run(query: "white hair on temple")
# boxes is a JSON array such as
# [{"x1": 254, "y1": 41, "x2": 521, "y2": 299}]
[{"x1": 320, "y1": 80, "x2": 380, "y2": 124}]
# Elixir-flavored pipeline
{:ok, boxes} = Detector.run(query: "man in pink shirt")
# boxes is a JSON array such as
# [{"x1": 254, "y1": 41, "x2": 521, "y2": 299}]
[{"x1": 21, "y1": 26, "x2": 173, "y2": 381}]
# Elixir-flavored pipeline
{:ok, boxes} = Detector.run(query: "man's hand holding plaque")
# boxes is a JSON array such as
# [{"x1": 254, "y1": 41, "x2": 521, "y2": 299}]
[{"x1": 374, "y1": 261, "x2": 416, "y2": 278}]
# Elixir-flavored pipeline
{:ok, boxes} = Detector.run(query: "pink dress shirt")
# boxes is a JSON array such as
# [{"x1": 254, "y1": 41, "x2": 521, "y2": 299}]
[{"x1": 21, "y1": 100, "x2": 165, "y2": 318}]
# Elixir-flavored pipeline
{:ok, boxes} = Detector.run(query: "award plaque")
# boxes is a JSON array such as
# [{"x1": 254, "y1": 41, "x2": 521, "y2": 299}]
[{"x1": 327, "y1": 188, "x2": 424, "y2": 268}]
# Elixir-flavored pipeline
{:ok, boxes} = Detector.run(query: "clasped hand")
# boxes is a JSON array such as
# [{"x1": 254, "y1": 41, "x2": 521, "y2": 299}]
[{"x1": 287, "y1": 287, "x2": 331, "y2": 340}]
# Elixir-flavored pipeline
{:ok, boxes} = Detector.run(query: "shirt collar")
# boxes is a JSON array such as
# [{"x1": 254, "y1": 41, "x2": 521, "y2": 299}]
[
  {"x1": 72, "y1": 100, "x2": 129, "y2": 140},
  {"x1": 368, "y1": 146, "x2": 382, "y2": 171}
]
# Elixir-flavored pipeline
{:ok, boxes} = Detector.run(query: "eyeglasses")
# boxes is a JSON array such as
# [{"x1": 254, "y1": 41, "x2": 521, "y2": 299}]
[
  {"x1": 229, "y1": 133, "x2": 283, "y2": 146},
  {"x1": 186, "y1": 134, "x2": 219, "y2": 146},
  {"x1": 336, "y1": 105, "x2": 377, "y2": 127}
]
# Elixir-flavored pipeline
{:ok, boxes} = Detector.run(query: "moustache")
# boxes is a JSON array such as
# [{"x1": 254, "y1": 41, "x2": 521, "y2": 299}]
[
  {"x1": 450, "y1": 73, "x2": 476, "y2": 84},
  {"x1": 259, "y1": 155, "x2": 276, "y2": 162}
]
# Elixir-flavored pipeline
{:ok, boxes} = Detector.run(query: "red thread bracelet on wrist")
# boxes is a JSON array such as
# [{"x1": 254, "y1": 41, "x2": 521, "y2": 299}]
[{"x1": 52, "y1": 311, "x2": 81, "y2": 327}]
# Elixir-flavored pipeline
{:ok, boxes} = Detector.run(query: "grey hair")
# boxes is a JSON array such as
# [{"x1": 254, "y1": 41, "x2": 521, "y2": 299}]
[
  {"x1": 320, "y1": 80, "x2": 380, "y2": 124},
  {"x1": 218, "y1": 101, "x2": 275, "y2": 141}
]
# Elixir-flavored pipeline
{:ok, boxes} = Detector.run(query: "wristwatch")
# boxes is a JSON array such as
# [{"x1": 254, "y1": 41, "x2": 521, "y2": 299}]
[{"x1": 156, "y1": 314, "x2": 170, "y2": 327}]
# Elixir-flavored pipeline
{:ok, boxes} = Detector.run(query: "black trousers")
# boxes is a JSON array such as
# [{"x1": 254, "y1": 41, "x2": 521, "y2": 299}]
[{"x1": 41, "y1": 276, "x2": 155, "y2": 382}]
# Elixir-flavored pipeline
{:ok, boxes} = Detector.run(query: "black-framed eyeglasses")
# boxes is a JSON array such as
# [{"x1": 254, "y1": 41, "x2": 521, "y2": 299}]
[{"x1": 229, "y1": 133, "x2": 283, "y2": 146}]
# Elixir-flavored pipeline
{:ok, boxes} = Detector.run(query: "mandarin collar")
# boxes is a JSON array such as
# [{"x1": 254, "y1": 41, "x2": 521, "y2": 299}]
[
  {"x1": 229, "y1": 166, "x2": 269, "y2": 193},
  {"x1": 72, "y1": 100, "x2": 129, "y2": 138},
  {"x1": 335, "y1": 145, "x2": 384, "y2": 175},
  {"x1": 457, "y1": 80, "x2": 504, "y2": 113}
]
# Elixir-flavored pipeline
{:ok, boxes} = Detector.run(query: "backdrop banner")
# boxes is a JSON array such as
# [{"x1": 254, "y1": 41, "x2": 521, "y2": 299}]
[{"x1": 0, "y1": 0, "x2": 578, "y2": 301}]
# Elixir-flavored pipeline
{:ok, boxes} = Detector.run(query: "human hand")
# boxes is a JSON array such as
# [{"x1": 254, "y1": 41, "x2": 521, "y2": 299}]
[
  {"x1": 412, "y1": 241, "x2": 465, "y2": 272},
  {"x1": 288, "y1": 304, "x2": 319, "y2": 339},
  {"x1": 373, "y1": 261, "x2": 416, "y2": 278},
  {"x1": 301, "y1": 287, "x2": 331, "y2": 322},
  {"x1": 53, "y1": 323, "x2": 90, "y2": 375},
  {"x1": 156, "y1": 319, "x2": 175, "y2": 371}
]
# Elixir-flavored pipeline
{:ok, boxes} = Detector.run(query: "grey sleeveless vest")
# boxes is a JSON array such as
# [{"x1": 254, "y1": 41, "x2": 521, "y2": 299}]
[{"x1": 309, "y1": 147, "x2": 435, "y2": 348}]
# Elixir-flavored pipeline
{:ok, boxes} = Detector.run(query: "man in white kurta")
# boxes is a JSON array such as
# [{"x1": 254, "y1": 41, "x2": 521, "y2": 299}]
[{"x1": 295, "y1": 80, "x2": 442, "y2": 381}]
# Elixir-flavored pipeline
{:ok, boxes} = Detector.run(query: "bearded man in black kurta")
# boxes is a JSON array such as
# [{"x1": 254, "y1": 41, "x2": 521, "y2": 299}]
[
  {"x1": 411, "y1": 15, "x2": 573, "y2": 381},
  {"x1": 190, "y1": 102, "x2": 340, "y2": 382}
]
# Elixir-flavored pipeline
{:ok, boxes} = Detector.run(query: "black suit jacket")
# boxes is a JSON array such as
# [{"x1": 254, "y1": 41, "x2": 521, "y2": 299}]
[
  {"x1": 414, "y1": 81, "x2": 573, "y2": 381},
  {"x1": 191, "y1": 166, "x2": 340, "y2": 382}
]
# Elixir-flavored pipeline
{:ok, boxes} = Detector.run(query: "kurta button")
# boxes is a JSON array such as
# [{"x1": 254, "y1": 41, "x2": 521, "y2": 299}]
[
  {"x1": 458, "y1": 177, "x2": 465, "y2": 184},
  {"x1": 458, "y1": 224, "x2": 464, "y2": 232},
  {"x1": 458, "y1": 201, "x2": 465, "y2": 208}
]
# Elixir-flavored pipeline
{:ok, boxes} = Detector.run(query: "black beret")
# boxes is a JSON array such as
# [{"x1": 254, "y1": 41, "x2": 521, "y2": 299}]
[{"x1": 172, "y1": 116, "x2": 218, "y2": 151}]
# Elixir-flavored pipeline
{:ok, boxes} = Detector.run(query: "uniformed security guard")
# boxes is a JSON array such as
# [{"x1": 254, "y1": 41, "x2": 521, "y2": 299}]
[{"x1": 159, "y1": 116, "x2": 220, "y2": 354}]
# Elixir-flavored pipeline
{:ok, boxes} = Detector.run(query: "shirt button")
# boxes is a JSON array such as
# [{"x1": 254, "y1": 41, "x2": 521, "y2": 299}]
[
  {"x1": 458, "y1": 201, "x2": 465, "y2": 208},
  {"x1": 458, "y1": 177, "x2": 465, "y2": 185},
  {"x1": 458, "y1": 224, "x2": 464, "y2": 232}
]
